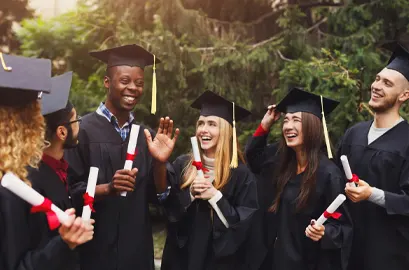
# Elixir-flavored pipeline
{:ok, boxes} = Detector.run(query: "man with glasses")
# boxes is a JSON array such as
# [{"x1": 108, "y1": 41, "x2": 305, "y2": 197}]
[{"x1": 23, "y1": 71, "x2": 93, "y2": 270}]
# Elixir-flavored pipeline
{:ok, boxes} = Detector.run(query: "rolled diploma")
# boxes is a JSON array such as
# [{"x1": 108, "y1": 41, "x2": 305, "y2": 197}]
[
  {"x1": 82, "y1": 167, "x2": 99, "y2": 220},
  {"x1": 340, "y1": 155, "x2": 356, "y2": 187},
  {"x1": 190, "y1": 136, "x2": 204, "y2": 178},
  {"x1": 1, "y1": 172, "x2": 69, "y2": 224},
  {"x1": 315, "y1": 194, "x2": 346, "y2": 226},
  {"x1": 120, "y1": 124, "x2": 140, "y2": 197}
]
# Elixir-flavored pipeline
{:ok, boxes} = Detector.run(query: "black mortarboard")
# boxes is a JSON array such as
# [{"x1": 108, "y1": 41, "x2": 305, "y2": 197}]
[
  {"x1": 191, "y1": 90, "x2": 251, "y2": 168},
  {"x1": 89, "y1": 44, "x2": 161, "y2": 69},
  {"x1": 276, "y1": 87, "x2": 339, "y2": 119},
  {"x1": 191, "y1": 90, "x2": 251, "y2": 124},
  {"x1": 41, "y1": 72, "x2": 73, "y2": 115},
  {"x1": 0, "y1": 53, "x2": 51, "y2": 106},
  {"x1": 89, "y1": 44, "x2": 161, "y2": 115},
  {"x1": 382, "y1": 41, "x2": 409, "y2": 81},
  {"x1": 276, "y1": 87, "x2": 339, "y2": 159}
]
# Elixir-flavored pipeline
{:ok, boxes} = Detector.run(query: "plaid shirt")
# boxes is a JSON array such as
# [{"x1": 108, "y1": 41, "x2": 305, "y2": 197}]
[{"x1": 96, "y1": 102, "x2": 135, "y2": 141}]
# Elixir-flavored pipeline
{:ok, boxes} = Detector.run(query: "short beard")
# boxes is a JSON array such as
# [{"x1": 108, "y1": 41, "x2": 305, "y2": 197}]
[
  {"x1": 369, "y1": 96, "x2": 397, "y2": 113},
  {"x1": 63, "y1": 126, "x2": 78, "y2": 149}
]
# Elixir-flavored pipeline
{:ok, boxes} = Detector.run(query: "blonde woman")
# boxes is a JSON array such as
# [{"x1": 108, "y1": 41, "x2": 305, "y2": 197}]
[
  {"x1": 0, "y1": 55, "x2": 93, "y2": 270},
  {"x1": 151, "y1": 91, "x2": 258, "y2": 270}
]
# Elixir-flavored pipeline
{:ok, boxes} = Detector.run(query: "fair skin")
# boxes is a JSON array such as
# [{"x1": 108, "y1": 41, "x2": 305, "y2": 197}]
[
  {"x1": 44, "y1": 108, "x2": 94, "y2": 249},
  {"x1": 262, "y1": 106, "x2": 325, "y2": 241},
  {"x1": 345, "y1": 68, "x2": 409, "y2": 202},
  {"x1": 190, "y1": 115, "x2": 221, "y2": 199}
]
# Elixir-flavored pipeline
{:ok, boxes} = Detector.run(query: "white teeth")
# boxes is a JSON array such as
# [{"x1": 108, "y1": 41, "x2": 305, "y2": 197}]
[
  {"x1": 124, "y1": 96, "x2": 136, "y2": 102},
  {"x1": 201, "y1": 136, "x2": 211, "y2": 141},
  {"x1": 286, "y1": 133, "x2": 297, "y2": 138}
]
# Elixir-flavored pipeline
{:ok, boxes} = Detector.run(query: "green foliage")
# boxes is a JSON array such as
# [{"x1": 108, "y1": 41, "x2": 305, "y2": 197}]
[{"x1": 13, "y1": 0, "x2": 409, "y2": 158}]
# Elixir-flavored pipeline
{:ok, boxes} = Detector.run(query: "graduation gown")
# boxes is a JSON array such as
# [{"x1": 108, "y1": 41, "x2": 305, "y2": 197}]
[
  {"x1": 0, "y1": 162, "x2": 78, "y2": 270},
  {"x1": 245, "y1": 131, "x2": 352, "y2": 270},
  {"x1": 336, "y1": 120, "x2": 409, "y2": 270},
  {"x1": 64, "y1": 112, "x2": 158, "y2": 270},
  {"x1": 160, "y1": 155, "x2": 259, "y2": 270}
]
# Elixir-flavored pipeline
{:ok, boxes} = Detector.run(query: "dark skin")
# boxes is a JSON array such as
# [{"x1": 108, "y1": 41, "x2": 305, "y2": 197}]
[{"x1": 95, "y1": 66, "x2": 179, "y2": 198}]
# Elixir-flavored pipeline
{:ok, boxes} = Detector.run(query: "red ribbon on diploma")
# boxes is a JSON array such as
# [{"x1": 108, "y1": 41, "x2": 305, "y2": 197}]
[
  {"x1": 192, "y1": 161, "x2": 209, "y2": 172},
  {"x1": 31, "y1": 198, "x2": 60, "y2": 230},
  {"x1": 126, "y1": 148, "x2": 138, "y2": 161},
  {"x1": 323, "y1": 210, "x2": 342, "y2": 220},
  {"x1": 83, "y1": 192, "x2": 95, "y2": 212},
  {"x1": 348, "y1": 174, "x2": 359, "y2": 183}
]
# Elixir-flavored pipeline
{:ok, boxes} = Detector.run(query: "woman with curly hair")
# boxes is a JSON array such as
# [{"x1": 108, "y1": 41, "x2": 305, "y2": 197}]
[{"x1": 0, "y1": 54, "x2": 93, "y2": 270}]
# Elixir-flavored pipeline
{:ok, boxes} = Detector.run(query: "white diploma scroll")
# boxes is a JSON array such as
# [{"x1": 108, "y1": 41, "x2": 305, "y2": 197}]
[
  {"x1": 190, "y1": 136, "x2": 204, "y2": 178},
  {"x1": 82, "y1": 167, "x2": 99, "y2": 220},
  {"x1": 315, "y1": 194, "x2": 346, "y2": 226},
  {"x1": 340, "y1": 155, "x2": 357, "y2": 187},
  {"x1": 1, "y1": 172, "x2": 69, "y2": 224},
  {"x1": 121, "y1": 124, "x2": 140, "y2": 197}
]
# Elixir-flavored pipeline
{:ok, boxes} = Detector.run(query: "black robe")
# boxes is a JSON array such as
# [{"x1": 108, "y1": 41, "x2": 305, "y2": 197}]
[
  {"x1": 0, "y1": 162, "x2": 78, "y2": 270},
  {"x1": 246, "y1": 133, "x2": 352, "y2": 270},
  {"x1": 336, "y1": 120, "x2": 409, "y2": 270},
  {"x1": 160, "y1": 155, "x2": 259, "y2": 270},
  {"x1": 64, "y1": 112, "x2": 158, "y2": 270}
]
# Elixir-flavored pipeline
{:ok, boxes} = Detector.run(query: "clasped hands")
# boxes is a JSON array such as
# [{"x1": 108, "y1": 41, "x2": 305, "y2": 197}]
[{"x1": 190, "y1": 175, "x2": 218, "y2": 200}]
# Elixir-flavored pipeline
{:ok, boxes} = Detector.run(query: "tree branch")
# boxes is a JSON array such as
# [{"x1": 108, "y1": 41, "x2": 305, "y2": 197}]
[{"x1": 276, "y1": 49, "x2": 293, "y2": 62}]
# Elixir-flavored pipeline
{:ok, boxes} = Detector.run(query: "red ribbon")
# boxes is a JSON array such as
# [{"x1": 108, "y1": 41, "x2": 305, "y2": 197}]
[
  {"x1": 126, "y1": 148, "x2": 138, "y2": 161},
  {"x1": 30, "y1": 198, "x2": 60, "y2": 230},
  {"x1": 323, "y1": 210, "x2": 342, "y2": 220},
  {"x1": 83, "y1": 192, "x2": 96, "y2": 212},
  {"x1": 348, "y1": 174, "x2": 359, "y2": 183},
  {"x1": 192, "y1": 161, "x2": 209, "y2": 172}
]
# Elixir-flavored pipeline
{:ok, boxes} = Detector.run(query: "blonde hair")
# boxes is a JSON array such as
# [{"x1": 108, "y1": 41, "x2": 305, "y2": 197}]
[
  {"x1": 0, "y1": 101, "x2": 46, "y2": 185},
  {"x1": 181, "y1": 116, "x2": 245, "y2": 190}
]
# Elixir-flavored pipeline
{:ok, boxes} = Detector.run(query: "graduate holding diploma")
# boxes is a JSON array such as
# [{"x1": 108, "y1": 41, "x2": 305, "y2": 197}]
[
  {"x1": 65, "y1": 44, "x2": 179, "y2": 270},
  {"x1": 0, "y1": 56, "x2": 93, "y2": 270},
  {"x1": 159, "y1": 91, "x2": 259, "y2": 270},
  {"x1": 245, "y1": 87, "x2": 352, "y2": 270},
  {"x1": 336, "y1": 41, "x2": 409, "y2": 270}
]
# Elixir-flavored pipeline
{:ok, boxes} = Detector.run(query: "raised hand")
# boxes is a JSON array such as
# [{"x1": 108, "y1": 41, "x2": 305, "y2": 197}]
[
  {"x1": 145, "y1": 116, "x2": 180, "y2": 163},
  {"x1": 261, "y1": 104, "x2": 281, "y2": 131}
]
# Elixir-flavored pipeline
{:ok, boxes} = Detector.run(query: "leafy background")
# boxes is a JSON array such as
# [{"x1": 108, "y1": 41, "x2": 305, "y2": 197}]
[{"x1": 3, "y1": 0, "x2": 409, "y2": 261}]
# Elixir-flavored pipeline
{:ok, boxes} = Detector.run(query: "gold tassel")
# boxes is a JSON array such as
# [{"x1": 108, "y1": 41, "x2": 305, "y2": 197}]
[
  {"x1": 321, "y1": 95, "x2": 333, "y2": 159},
  {"x1": 0, "y1": 53, "x2": 12, "y2": 71},
  {"x1": 230, "y1": 102, "x2": 238, "y2": 168},
  {"x1": 151, "y1": 54, "x2": 157, "y2": 115}
]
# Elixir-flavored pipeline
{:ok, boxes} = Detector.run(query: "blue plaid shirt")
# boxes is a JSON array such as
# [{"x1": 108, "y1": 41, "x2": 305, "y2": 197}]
[{"x1": 96, "y1": 102, "x2": 135, "y2": 141}]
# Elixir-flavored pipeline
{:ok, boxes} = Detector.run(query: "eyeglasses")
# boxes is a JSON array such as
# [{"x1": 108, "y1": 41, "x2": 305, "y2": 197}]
[{"x1": 61, "y1": 115, "x2": 82, "y2": 126}]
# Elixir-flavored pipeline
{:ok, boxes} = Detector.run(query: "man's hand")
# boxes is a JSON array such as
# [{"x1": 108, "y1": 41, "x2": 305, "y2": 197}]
[
  {"x1": 345, "y1": 179, "x2": 372, "y2": 203},
  {"x1": 108, "y1": 168, "x2": 138, "y2": 195},
  {"x1": 145, "y1": 116, "x2": 180, "y2": 163}
]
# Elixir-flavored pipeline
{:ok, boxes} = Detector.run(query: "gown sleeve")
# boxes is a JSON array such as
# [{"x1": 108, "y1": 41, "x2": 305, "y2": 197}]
[
  {"x1": 384, "y1": 159, "x2": 409, "y2": 216},
  {"x1": 245, "y1": 124, "x2": 274, "y2": 174},
  {"x1": 211, "y1": 166, "x2": 259, "y2": 258},
  {"x1": 318, "y1": 170, "x2": 353, "y2": 270},
  {"x1": 0, "y1": 188, "x2": 76, "y2": 270}
]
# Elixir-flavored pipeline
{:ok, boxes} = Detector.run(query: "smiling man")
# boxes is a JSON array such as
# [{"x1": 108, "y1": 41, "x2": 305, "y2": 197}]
[
  {"x1": 65, "y1": 44, "x2": 178, "y2": 270},
  {"x1": 336, "y1": 41, "x2": 409, "y2": 270}
]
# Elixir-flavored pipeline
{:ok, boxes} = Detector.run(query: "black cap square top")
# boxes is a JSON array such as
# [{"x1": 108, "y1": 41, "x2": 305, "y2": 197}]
[
  {"x1": 276, "y1": 87, "x2": 339, "y2": 120},
  {"x1": 190, "y1": 90, "x2": 251, "y2": 124},
  {"x1": 89, "y1": 44, "x2": 161, "y2": 69}
]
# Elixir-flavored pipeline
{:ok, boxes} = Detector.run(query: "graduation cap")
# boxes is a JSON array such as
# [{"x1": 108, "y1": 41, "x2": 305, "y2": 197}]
[
  {"x1": 381, "y1": 41, "x2": 409, "y2": 81},
  {"x1": 276, "y1": 87, "x2": 340, "y2": 159},
  {"x1": 191, "y1": 90, "x2": 251, "y2": 168},
  {"x1": 0, "y1": 53, "x2": 51, "y2": 106},
  {"x1": 89, "y1": 44, "x2": 161, "y2": 114},
  {"x1": 41, "y1": 71, "x2": 73, "y2": 115}
]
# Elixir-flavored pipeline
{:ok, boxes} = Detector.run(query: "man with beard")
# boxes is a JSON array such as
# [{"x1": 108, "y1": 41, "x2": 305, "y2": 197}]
[
  {"x1": 0, "y1": 70, "x2": 94, "y2": 270},
  {"x1": 65, "y1": 44, "x2": 179, "y2": 270},
  {"x1": 336, "y1": 41, "x2": 409, "y2": 270}
]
